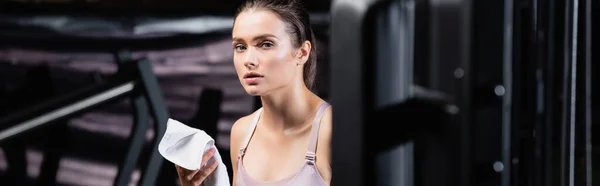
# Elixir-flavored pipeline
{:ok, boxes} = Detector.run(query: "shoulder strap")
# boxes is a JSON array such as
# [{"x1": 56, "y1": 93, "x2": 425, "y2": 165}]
[
  {"x1": 306, "y1": 102, "x2": 331, "y2": 160},
  {"x1": 239, "y1": 108, "x2": 263, "y2": 158}
]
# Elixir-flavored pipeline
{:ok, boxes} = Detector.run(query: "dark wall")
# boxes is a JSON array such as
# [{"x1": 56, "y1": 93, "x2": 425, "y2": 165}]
[{"x1": 0, "y1": 0, "x2": 331, "y2": 16}]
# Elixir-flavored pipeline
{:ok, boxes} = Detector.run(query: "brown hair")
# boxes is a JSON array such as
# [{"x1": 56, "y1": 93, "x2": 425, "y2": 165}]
[{"x1": 234, "y1": 0, "x2": 318, "y2": 90}]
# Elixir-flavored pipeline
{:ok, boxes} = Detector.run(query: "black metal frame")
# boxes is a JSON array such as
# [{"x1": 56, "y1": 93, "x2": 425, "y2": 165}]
[
  {"x1": 332, "y1": 0, "x2": 594, "y2": 185},
  {"x1": 559, "y1": 0, "x2": 580, "y2": 185},
  {"x1": 529, "y1": 0, "x2": 557, "y2": 185},
  {"x1": 501, "y1": 0, "x2": 514, "y2": 186},
  {"x1": 331, "y1": 0, "x2": 472, "y2": 186},
  {"x1": 329, "y1": 0, "x2": 368, "y2": 185},
  {"x1": 363, "y1": 0, "x2": 417, "y2": 185},
  {"x1": 507, "y1": 0, "x2": 594, "y2": 185},
  {"x1": 0, "y1": 55, "x2": 170, "y2": 186},
  {"x1": 582, "y1": 0, "x2": 592, "y2": 185},
  {"x1": 511, "y1": 0, "x2": 558, "y2": 186}
]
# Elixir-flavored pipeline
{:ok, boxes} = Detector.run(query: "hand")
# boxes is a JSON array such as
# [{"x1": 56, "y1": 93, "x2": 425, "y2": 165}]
[{"x1": 176, "y1": 148, "x2": 219, "y2": 186}]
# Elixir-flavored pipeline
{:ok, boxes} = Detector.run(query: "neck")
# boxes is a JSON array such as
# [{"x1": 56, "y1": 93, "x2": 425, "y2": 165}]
[{"x1": 259, "y1": 81, "x2": 318, "y2": 133}]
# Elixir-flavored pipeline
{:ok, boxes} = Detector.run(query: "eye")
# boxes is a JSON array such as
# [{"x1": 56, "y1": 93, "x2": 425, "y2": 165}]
[
  {"x1": 234, "y1": 44, "x2": 246, "y2": 52},
  {"x1": 260, "y1": 41, "x2": 274, "y2": 49}
]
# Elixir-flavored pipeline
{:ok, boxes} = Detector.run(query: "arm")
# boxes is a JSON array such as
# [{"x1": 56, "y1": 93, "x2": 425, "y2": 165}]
[{"x1": 316, "y1": 106, "x2": 333, "y2": 186}]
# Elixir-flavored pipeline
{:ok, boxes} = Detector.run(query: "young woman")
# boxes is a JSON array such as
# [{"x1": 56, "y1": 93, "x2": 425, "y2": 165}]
[{"x1": 175, "y1": 0, "x2": 332, "y2": 185}]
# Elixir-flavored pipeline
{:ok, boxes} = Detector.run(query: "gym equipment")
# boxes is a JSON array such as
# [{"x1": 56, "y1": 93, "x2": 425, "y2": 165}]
[
  {"x1": 184, "y1": 88, "x2": 229, "y2": 183},
  {"x1": 0, "y1": 52, "x2": 170, "y2": 186},
  {"x1": 0, "y1": 64, "x2": 63, "y2": 185},
  {"x1": 330, "y1": 0, "x2": 595, "y2": 185},
  {"x1": 504, "y1": 0, "x2": 594, "y2": 185},
  {"x1": 331, "y1": 0, "x2": 471, "y2": 185},
  {"x1": 190, "y1": 88, "x2": 223, "y2": 141}
]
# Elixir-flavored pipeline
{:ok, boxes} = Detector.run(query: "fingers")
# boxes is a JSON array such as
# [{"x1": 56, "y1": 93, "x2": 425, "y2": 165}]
[
  {"x1": 186, "y1": 170, "x2": 201, "y2": 180},
  {"x1": 189, "y1": 148, "x2": 215, "y2": 183},
  {"x1": 174, "y1": 148, "x2": 218, "y2": 186},
  {"x1": 177, "y1": 166, "x2": 200, "y2": 181},
  {"x1": 192, "y1": 161, "x2": 219, "y2": 185},
  {"x1": 201, "y1": 148, "x2": 216, "y2": 167}
]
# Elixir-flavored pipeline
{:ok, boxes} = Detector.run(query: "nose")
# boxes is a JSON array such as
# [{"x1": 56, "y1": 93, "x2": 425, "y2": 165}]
[{"x1": 243, "y1": 48, "x2": 258, "y2": 68}]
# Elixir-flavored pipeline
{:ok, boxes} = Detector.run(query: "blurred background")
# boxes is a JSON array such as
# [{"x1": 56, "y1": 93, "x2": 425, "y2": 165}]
[
  {"x1": 0, "y1": 0, "x2": 597, "y2": 186},
  {"x1": 0, "y1": 0, "x2": 331, "y2": 185}
]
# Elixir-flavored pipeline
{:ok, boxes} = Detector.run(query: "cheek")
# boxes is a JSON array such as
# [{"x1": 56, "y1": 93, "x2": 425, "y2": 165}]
[
  {"x1": 263, "y1": 52, "x2": 296, "y2": 79},
  {"x1": 233, "y1": 56, "x2": 246, "y2": 76},
  {"x1": 268, "y1": 47, "x2": 296, "y2": 67}
]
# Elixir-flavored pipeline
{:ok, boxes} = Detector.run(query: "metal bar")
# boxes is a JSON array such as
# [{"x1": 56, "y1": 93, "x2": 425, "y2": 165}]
[
  {"x1": 2, "y1": 139, "x2": 26, "y2": 185},
  {"x1": 502, "y1": 0, "x2": 514, "y2": 185},
  {"x1": 330, "y1": 0, "x2": 372, "y2": 185},
  {"x1": 583, "y1": 0, "x2": 592, "y2": 184},
  {"x1": 35, "y1": 121, "x2": 68, "y2": 186},
  {"x1": 567, "y1": 0, "x2": 579, "y2": 185},
  {"x1": 114, "y1": 95, "x2": 149, "y2": 186},
  {"x1": 191, "y1": 88, "x2": 223, "y2": 141},
  {"x1": 533, "y1": 0, "x2": 557, "y2": 185},
  {"x1": 458, "y1": 0, "x2": 472, "y2": 185},
  {"x1": 560, "y1": 0, "x2": 576, "y2": 185},
  {"x1": 0, "y1": 81, "x2": 135, "y2": 141},
  {"x1": 543, "y1": 0, "x2": 556, "y2": 185},
  {"x1": 372, "y1": 1, "x2": 415, "y2": 185},
  {"x1": 137, "y1": 58, "x2": 170, "y2": 186},
  {"x1": 533, "y1": 0, "x2": 545, "y2": 185}
]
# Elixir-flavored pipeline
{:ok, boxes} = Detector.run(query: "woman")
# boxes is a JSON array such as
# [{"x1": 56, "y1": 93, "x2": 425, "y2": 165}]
[{"x1": 175, "y1": 0, "x2": 332, "y2": 185}]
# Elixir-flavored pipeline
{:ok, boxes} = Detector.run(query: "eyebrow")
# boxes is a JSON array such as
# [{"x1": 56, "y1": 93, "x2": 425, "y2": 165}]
[{"x1": 232, "y1": 34, "x2": 278, "y2": 42}]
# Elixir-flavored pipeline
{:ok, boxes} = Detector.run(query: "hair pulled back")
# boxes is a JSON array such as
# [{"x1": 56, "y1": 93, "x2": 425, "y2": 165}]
[{"x1": 235, "y1": 0, "x2": 318, "y2": 90}]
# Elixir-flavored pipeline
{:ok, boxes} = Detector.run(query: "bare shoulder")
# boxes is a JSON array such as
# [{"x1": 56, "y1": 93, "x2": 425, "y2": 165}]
[
  {"x1": 316, "y1": 105, "x2": 332, "y2": 158},
  {"x1": 317, "y1": 105, "x2": 333, "y2": 143},
  {"x1": 230, "y1": 110, "x2": 260, "y2": 153},
  {"x1": 230, "y1": 110, "x2": 260, "y2": 185},
  {"x1": 316, "y1": 105, "x2": 332, "y2": 185}
]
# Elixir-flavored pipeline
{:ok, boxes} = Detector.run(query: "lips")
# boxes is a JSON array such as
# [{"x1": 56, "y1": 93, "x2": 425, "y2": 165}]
[
  {"x1": 243, "y1": 72, "x2": 264, "y2": 79},
  {"x1": 243, "y1": 72, "x2": 263, "y2": 85}
]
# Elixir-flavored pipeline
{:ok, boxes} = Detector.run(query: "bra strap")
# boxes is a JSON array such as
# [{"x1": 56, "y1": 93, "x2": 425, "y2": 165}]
[
  {"x1": 239, "y1": 108, "x2": 263, "y2": 158},
  {"x1": 305, "y1": 102, "x2": 331, "y2": 163}
]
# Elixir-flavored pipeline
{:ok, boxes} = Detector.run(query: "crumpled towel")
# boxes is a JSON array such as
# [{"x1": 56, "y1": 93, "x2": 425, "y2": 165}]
[{"x1": 158, "y1": 118, "x2": 230, "y2": 186}]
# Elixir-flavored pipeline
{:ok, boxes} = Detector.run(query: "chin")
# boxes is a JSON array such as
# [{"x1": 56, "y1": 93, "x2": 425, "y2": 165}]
[
  {"x1": 246, "y1": 91, "x2": 261, "y2": 96},
  {"x1": 244, "y1": 86, "x2": 262, "y2": 96}
]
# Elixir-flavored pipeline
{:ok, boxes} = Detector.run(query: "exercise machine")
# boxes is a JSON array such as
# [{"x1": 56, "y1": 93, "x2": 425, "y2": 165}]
[
  {"x1": 0, "y1": 52, "x2": 170, "y2": 186},
  {"x1": 330, "y1": 0, "x2": 595, "y2": 185}
]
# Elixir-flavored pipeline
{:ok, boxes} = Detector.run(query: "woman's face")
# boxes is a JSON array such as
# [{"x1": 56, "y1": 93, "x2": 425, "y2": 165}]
[{"x1": 232, "y1": 10, "x2": 301, "y2": 96}]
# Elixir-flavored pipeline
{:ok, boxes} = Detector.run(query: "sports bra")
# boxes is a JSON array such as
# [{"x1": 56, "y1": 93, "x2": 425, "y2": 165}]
[{"x1": 235, "y1": 102, "x2": 331, "y2": 186}]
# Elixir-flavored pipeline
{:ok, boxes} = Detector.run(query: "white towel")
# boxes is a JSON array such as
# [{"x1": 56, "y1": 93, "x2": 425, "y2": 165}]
[{"x1": 158, "y1": 118, "x2": 231, "y2": 186}]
